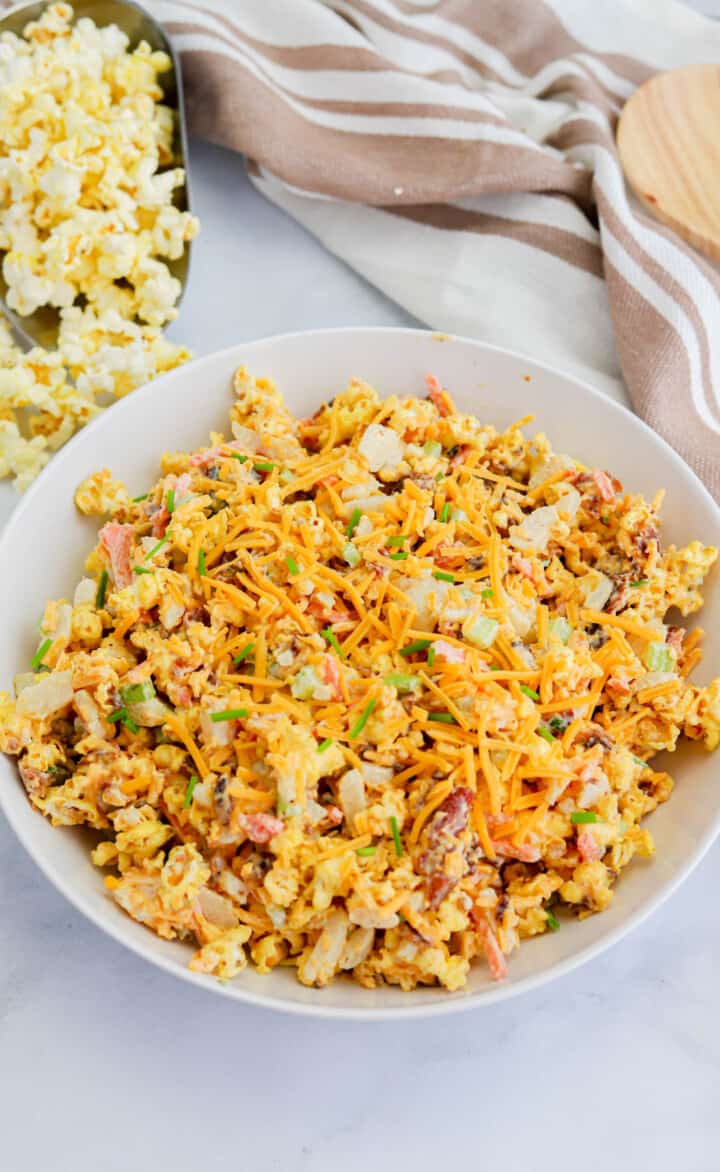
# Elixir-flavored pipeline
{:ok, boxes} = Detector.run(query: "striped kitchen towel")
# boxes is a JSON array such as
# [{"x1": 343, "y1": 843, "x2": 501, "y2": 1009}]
[{"x1": 154, "y1": 0, "x2": 720, "y2": 499}]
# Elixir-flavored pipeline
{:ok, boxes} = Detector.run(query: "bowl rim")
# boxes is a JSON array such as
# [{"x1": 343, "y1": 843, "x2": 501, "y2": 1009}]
[{"x1": 2, "y1": 325, "x2": 719, "y2": 1020}]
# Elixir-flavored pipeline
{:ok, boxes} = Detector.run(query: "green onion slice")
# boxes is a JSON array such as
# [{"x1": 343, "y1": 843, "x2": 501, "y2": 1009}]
[
  {"x1": 349, "y1": 699, "x2": 376, "y2": 739},
  {"x1": 390, "y1": 815, "x2": 403, "y2": 856},
  {"x1": 571, "y1": 811, "x2": 598, "y2": 824},
  {"x1": 30, "y1": 638, "x2": 52, "y2": 671},
  {"x1": 96, "y1": 570, "x2": 109, "y2": 609},
  {"x1": 322, "y1": 627, "x2": 345, "y2": 658},
  {"x1": 210, "y1": 708, "x2": 249, "y2": 722},
  {"x1": 144, "y1": 534, "x2": 170, "y2": 562},
  {"x1": 400, "y1": 639, "x2": 431, "y2": 657},
  {"x1": 183, "y1": 774, "x2": 199, "y2": 809}
]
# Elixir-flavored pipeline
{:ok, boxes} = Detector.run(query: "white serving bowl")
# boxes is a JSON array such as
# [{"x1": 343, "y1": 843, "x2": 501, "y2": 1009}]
[{"x1": 1, "y1": 328, "x2": 718, "y2": 1019}]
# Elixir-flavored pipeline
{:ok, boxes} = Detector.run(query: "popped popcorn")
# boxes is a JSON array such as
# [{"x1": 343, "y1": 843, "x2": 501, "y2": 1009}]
[
  {"x1": 0, "y1": 3, "x2": 198, "y2": 325},
  {"x1": 0, "y1": 310, "x2": 190, "y2": 490},
  {"x1": 0, "y1": 4, "x2": 199, "y2": 490}
]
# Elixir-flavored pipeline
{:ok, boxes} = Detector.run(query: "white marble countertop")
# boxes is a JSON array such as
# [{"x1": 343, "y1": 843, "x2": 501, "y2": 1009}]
[{"x1": 2, "y1": 123, "x2": 720, "y2": 1169}]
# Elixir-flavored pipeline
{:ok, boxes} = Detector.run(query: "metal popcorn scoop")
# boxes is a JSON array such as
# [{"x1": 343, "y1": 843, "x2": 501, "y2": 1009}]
[{"x1": 0, "y1": 0, "x2": 192, "y2": 350}]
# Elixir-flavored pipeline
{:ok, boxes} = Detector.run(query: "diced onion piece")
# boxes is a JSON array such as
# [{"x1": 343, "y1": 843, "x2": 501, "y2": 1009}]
[
  {"x1": 583, "y1": 572, "x2": 614, "y2": 612},
  {"x1": 338, "y1": 769, "x2": 366, "y2": 828},
  {"x1": 196, "y1": 887, "x2": 239, "y2": 930},
  {"x1": 17, "y1": 670, "x2": 73, "y2": 717},
  {"x1": 299, "y1": 908, "x2": 348, "y2": 986},
  {"x1": 340, "y1": 926, "x2": 375, "y2": 970}
]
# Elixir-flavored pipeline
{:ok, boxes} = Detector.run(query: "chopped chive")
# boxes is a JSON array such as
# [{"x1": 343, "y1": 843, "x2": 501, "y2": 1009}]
[
  {"x1": 600, "y1": 513, "x2": 610, "y2": 525},
  {"x1": 490, "y1": 665, "x2": 501, "y2": 672},
  {"x1": 96, "y1": 569, "x2": 109, "y2": 609},
  {"x1": 133, "y1": 565, "x2": 152, "y2": 575},
  {"x1": 253, "y1": 461, "x2": 275, "y2": 473},
  {"x1": 198, "y1": 548, "x2": 206, "y2": 577},
  {"x1": 386, "y1": 535, "x2": 406, "y2": 547},
  {"x1": 481, "y1": 587, "x2": 494, "y2": 599},
  {"x1": 122, "y1": 714, "x2": 140, "y2": 734},
  {"x1": 389, "y1": 550, "x2": 409, "y2": 561},
  {"x1": 630, "y1": 579, "x2": 648, "y2": 588},
  {"x1": 349, "y1": 699, "x2": 376, "y2": 739},
  {"x1": 229, "y1": 452, "x2": 248, "y2": 463},
  {"x1": 210, "y1": 708, "x2": 249, "y2": 722},
  {"x1": 439, "y1": 502, "x2": 451, "y2": 523},
  {"x1": 433, "y1": 570, "x2": 455, "y2": 583},
  {"x1": 286, "y1": 555, "x2": 300, "y2": 575},
  {"x1": 132, "y1": 492, "x2": 148, "y2": 502},
  {"x1": 428, "y1": 712, "x2": 457, "y2": 724},
  {"x1": 107, "y1": 707, "x2": 127, "y2": 723},
  {"x1": 390, "y1": 815, "x2": 403, "y2": 856},
  {"x1": 435, "y1": 472, "x2": 444, "y2": 482},
  {"x1": 166, "y1": 488, "x2": 175, "y2": 514},
  {"x1": 346, "y1": 508, "x2": 362, "y2": 538},
  {"x1": 520, "y1": 684, "x2": 540, "y2": 701},
  {"x1": 538, "y1": 725, "x2": 555, "y2": 744},
  {"x1": 427, "y1": 647, "x2": 436, "y2": 667},
  {"x1": 30, "y1": 638, "x2": 52, "y2": 671},
  {"x1": 400, "y1": 639, "x2": 431, "y2": 657},
  {"x1": 317, "y1": 737, "x2": 333, "y2": 753},
  {"x1": 183, "y1": 774, "x2": 199, "y2": 808},
  {"x1": 233, "y1": 642, "x2": 255, "y2": 665},
  {"x1": 322, "y1": 627, "x2": 345, "y2": 658},
  {"x1": 632, "y1": 755, "x2": 649, "y2": 768},
  {"x1": 571, "y1": 811, "x2": 598, "y2": 824},
  {"x1": 356, "y1": 846, "x2": 376, "y2": 858},
  {"x1": 144, "y1": 533, "x2": 170, "y2": 562},
  {"x1": 546, "y1": 909, "x2": 560, "y2": 932},
  {"x1": 549, "y1": 714, "x2": 570, "y2": 734}
]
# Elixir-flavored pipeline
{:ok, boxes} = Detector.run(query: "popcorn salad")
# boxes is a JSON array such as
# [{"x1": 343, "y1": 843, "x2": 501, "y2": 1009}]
[{"x1": 1, "y1": 368, "x2": 718, "y2": 992}]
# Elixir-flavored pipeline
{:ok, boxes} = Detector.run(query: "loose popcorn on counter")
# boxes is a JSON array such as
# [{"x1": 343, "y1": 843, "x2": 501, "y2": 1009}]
[
  {"x1": 0, "y1": 4, "x2": 198, "y2": 490},
  {"x1": 0, "y1": 312, "x2": 191, "y2": 490}
]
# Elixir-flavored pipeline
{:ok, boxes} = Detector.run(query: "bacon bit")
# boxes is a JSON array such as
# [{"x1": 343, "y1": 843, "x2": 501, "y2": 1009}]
[
  {"x1": 474, "y1": 913, "x2": 508, "y2": 981},
  {"x1": 99, "y1": 521, "x2": 134, "y2": 589},
  {"x1": 323, "y1": 655, "x2": 343, "y2": 701},
  {"x1": 592, "y1": 470, "x2": 616, "y2": 502},
  {"x1": 425, "y1": 372, "x2": 451, "y2": 417},
  {"x1": 239, "y1": 812, "x2": 285, "y2": 844},
  {"x1": 606, "y1": 674, "x2": 631, "y2": 697},
  {"x1": 432, "y1": 786, "x2": 473, "y2": 840},
  {"x1": 667, "y1": 626, "x2": 684, "y2": 656},
  {"x1": 434, "y1": 639, "x2": 465, "y2": 665},
  {"x1": 427, "y1": 875, "x2": 455, "y2": 908},
  {"x1": 512, "y1": 554, "x2": 536, "y2": 582},
  {"x1": 577, "y1": 829, "x2": 603, "y2": 862},
  {"x1": 492, "y1": 839, "x2": 542, "y2": 863},
  {"x1": 326, "y1": 805, "x2": 343, "y2": 826},
  {"x1": 449, "y1": 444, "x2": 471, "y2": 470},
  {"x1": 319, "y1": 475, "x2": 340, "y2": 488},
  {"x1": 19, "y1": 762, "x2": 51, "y2": 796},
  {"x1": 308, "y1": 598, "x2": 348, "y2": 624},
  {"x1": 151, "y1": 506, "x2": 170, "y2": 539}
]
